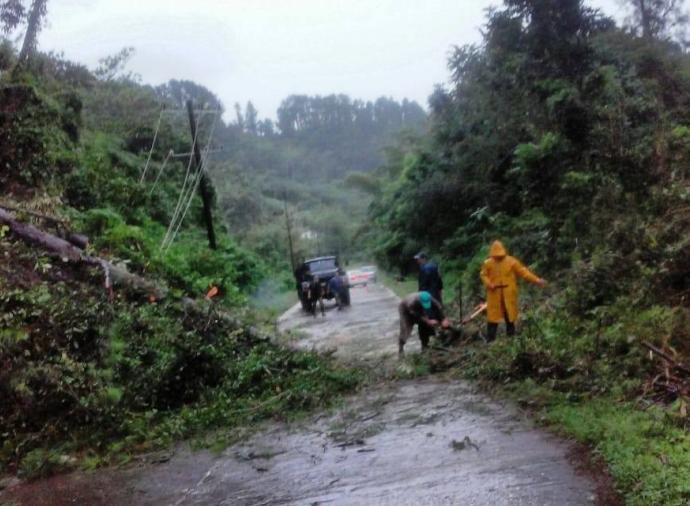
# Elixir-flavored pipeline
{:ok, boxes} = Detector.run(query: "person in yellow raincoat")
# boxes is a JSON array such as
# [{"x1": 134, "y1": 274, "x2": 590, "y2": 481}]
[{"x1": 480, "y1": 240, "x2": 546, "y2": 341}]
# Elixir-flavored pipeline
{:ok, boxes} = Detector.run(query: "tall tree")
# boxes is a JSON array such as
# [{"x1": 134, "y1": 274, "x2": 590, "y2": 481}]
[
  {"x1": 15, "y1": 0, "x2": 46, "y2": 66},
  {"x1": 156, "y1": 80, "x2": 223, "y2": 112},
  {"x1": 245, "y1": 101, "x2": 258, "y2": 135},
  {"x1": 234, "y1": 102, "x2": 244, "y2": 131},
  {"x1": 624, "y1": 0, "x2": 689, "y2": 40},
  {"x1": 0, "y1": 0, "x2": 26, "y2": 33},
  {"x1": 257, "y1": 118, "x2": 275, "y2": 137},
  {"x1": 94, "y1": 46, "x2": 135, "y2": 82}
]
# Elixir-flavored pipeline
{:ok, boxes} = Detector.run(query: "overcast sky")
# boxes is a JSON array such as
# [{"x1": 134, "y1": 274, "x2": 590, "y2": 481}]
[{"x1": 38, "y1": 0, "x2": 622, "y2": 120}]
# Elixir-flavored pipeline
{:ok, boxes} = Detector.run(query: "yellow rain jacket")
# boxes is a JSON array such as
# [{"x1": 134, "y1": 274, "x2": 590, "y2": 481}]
[{"x1": 480, "y1": 241, "x2": 540, "y2": 323}]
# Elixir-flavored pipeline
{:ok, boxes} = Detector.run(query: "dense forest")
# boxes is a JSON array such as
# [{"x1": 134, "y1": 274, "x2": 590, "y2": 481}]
[
  {"x1": 364, "y1": 1, "x2": 690, "y2": 503},
  {"x1": 2, "y1": 0, "x2": 690, "y2": 504},
  {"x1": 209, "y1": 92, "x2": 426, "y2": 272}
]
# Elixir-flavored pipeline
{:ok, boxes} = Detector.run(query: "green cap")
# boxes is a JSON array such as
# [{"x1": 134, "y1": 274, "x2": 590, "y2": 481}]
[{"x1": 419, "y1": 291, "x2": 432, "y2": 310}]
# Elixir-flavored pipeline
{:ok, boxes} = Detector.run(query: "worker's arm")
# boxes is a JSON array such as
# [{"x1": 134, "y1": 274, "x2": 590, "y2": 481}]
[
  {"x1": 513, "y1": 260, "x2": 546, "y2": 286},
  {"x1": 428, "y1": 297, "x2": 450, "y2": 328},
  {"x1": 480, "y1": 261, "x2": 495, "y2": 290}
]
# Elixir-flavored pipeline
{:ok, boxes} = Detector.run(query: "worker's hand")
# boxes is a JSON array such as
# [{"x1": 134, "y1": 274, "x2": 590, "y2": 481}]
[
  {"x1": 487, "y1": 283, "x2": 496, "y2": 290},
  {"x1": 441, "y1": 318, "x2": 450, "y2": 329},
  {"x1": 536, "y1": 278, "x2": 547, "y2": 287},
  {"x1": 427, "y1": 319, "x2": 439, "y2": 327}
]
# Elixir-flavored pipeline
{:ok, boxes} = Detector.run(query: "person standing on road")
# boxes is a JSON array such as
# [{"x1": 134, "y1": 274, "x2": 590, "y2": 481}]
[
  {"x1": 398, "y1": 291, "x2": 450, "y2": 357},
  {"x1": 328, "y1": 269, "x2": 350, "y2": 309},
  {"x1": 415, "y1": 252, "x2": 444, "y2": 304},
  {"x1": 479, "y1": 240, "x2": 546, "y2": 341},
  {"x1": 294, "y1": 260, "x2": 309, "y2": 309}
]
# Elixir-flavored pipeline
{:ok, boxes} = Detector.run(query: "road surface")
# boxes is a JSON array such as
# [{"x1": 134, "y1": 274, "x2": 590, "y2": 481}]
[{"x1": 1, "y1": 283, "x2": 605, "y2": 505}]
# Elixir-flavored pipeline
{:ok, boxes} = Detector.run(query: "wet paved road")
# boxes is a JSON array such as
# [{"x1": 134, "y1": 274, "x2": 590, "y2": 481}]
[
  {"x1": 1, "y1": 284, "x2": 599, "y2": 505},
  {"x1": 278, "y1": 283, "x2": 405, "y2": 362}
]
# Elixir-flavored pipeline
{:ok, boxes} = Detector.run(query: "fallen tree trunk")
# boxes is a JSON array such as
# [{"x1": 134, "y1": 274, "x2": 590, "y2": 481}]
[
  {"x1": 0, "y1": 208, "x2": 274, "y2": 343},
  {"x1": 0, "y1": 203, "x2": 69, "y2": 224},
  {"x1": 66, "y1": 233, "x2": 89, "y2": 249},
  {"x1": 0, "y1": 208, "x2": 165, "y2": 299}
]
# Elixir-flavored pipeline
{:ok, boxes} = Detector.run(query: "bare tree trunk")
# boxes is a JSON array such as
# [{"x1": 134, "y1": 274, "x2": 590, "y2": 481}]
[
  {"x1": 15, "y1": 0, "x2": 47, "y2": 68},
  {"x1": 0, "y1": 207, "x2": 166, "y2": 298},
  {"x1": 638, "y1": 0, "x2": 652, "y2": 38}
]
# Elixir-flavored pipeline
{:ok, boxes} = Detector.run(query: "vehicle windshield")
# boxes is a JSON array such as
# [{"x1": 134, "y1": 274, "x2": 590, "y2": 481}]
[
  {"x1": 307, "y1": 259, "x2": 337, "y2": 273},
  {"x1": 360, "y1": 266, "x2": 376, "y2": 272}
]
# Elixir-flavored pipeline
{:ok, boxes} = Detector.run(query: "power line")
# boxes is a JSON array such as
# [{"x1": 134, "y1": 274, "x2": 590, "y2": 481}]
[
  {"x1": 139, "y1": 108, "x2": 164, "y2": 183},
  {"x1": 148, "y1": 149, "x2": 174, "y2": 197},
  {"x1": 161, "y1": 113, "x2": 204, "y2": 249},
  {"x1": 164, "y1": 112, "x2": 220, "y2": 252}
]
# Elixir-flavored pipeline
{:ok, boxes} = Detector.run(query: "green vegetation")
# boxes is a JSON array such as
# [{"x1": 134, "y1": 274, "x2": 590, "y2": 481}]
[
  {"x1": 377, "y1": 270, "x2": 417, "y2": 299},
  {"x1": 0, "y1": 245, "x2": 360, "y2": 477},
  {"x1": 211, "y1": 96, "x2": 425, "y2": 284},
  {"x1": 548, "y1": 402, "x2": 690, "y2": 506},
  {"x1": 3, "y1": 0, "x2": 690, "y2": 502},
  {"x1": 0, "y1": 35, "x2": 373, "y2": 477},
  {"x1": 365, "y1": 1, "x2": 690, "y2": 503}
]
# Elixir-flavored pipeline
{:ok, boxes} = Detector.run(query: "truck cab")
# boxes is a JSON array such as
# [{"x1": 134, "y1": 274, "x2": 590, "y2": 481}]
[{"x1": 297, "y1": 256, "x2": 350, "y2": 311}]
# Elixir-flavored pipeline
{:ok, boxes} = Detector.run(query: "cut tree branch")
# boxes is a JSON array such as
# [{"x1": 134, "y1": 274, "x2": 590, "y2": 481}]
[
  {"x1": 0, "y1": 207, "x2": 165, "y2": 298},
  {"x1": 642, "y1": 340, "x2": 690, "y2": 376}
]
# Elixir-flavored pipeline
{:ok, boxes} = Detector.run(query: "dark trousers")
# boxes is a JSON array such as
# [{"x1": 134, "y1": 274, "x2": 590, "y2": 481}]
[
  {"x1": 487, "y1": 319, "x2": 515, "y2": 341},
  {"x1": 399, "y1": 311, "x2": 434, "y2": 351},
  {"x1": 417, "y1": 319, "x2": 434, "y2": 349}
]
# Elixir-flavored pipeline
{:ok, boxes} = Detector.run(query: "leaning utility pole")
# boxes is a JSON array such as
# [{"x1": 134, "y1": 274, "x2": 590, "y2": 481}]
[{"x1": 186, "y1": 100, "x2": 217, "y2": 250}]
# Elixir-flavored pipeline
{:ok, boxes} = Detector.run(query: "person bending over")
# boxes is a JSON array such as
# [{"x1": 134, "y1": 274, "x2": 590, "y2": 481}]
[{"x1": 398, "y1": 291, "x2": 449, "y2": 357}]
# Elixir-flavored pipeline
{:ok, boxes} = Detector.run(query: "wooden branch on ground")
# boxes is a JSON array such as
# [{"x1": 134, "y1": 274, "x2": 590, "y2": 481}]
[
  {"x1": 642, "y1": 341, "x2": 690, "y2": 376},
  {"x1": 0, "y1": 203, "x2": 68, "y2": 224},
  {"x1": 0, "y1": 208, "x2": 165, "y2": 299},
  {"x1": 66, "y1": 233, "x2": 89, "y2": 249},
  {"x1": 0, "y1": 204, "x2": 89, "y2": 248}
]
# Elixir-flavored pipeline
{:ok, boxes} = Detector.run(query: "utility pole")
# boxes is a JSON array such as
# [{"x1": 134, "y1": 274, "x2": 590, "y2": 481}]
[
  {"x1": 283, "y1": 194, "x2": 296, "y2": 271},
  {"x1": 186, "y1": 100, "x2": 217, "y2": 250}
]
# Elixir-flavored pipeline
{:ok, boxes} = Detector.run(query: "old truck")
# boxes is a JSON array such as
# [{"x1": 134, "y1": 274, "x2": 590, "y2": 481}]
[{"x1": 297, "y1": 256, "x2": 350, "y2": 314}]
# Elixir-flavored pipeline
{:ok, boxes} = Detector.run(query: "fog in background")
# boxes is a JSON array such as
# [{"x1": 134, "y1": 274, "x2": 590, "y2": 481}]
[{"x1": 39, "y1": 0, "x2": 622, "y2": 120}]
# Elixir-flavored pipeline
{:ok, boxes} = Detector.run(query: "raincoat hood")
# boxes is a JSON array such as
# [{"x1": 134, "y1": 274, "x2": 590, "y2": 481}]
[{"x1": 489, "y1": 240, "x2": 507, "y2": 258}]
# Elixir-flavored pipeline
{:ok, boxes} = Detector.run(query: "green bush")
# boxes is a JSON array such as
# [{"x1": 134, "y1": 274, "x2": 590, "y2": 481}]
[
  {"x1": 0, "y1": 84, "x2": 77, "y2": 186},
  {"x1": 0, "y1": 267, "x2": 360, "y2": 476}
]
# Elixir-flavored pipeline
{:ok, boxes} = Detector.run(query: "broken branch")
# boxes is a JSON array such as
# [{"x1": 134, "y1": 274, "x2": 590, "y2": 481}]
[{"x1": 642, "y1": 341, "x2": 690, "y2": 376}]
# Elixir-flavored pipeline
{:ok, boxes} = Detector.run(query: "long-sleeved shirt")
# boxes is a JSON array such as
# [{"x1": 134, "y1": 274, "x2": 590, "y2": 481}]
[{"x1": 418, "y1": 261, "x2": 443, "y2": 302}]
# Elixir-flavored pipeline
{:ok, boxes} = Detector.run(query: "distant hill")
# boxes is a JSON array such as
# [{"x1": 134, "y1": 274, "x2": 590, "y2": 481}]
[{"x1": 215, "y1": 94, "x2": 427, "y2": 181}]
